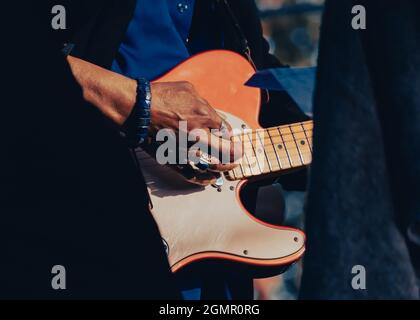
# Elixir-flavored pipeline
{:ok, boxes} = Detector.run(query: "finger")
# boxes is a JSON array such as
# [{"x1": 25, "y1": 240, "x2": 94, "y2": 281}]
[
  {"x1": 189, "y1": 136, "x2": 242, "y2": 172},
  {"x1": 205, "y1": 152, "x2": 238, "y2": 172},
  {"x1": 209, "y1": 162, "x2": 238, "y2": 172},
  {"x1": 205, "y1": 108, "x2": 223, "y2": 130},
  {"x1": 190, "y1": 149, "x2": 237, "y2": 172},
  {"x1": 208, "y1": 131, "x2": 243, "y2": 165}
]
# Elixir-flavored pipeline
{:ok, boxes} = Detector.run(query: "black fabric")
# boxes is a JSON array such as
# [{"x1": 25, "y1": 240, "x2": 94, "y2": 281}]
[
  {"x1": 1, "y1": 2, "x2": 180, "y2": 299},
  {"x1": 299, "y1": 0, "x2": 420, "y2": 299}
]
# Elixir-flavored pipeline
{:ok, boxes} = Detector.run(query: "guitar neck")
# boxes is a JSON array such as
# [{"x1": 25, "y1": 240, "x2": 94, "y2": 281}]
[{"x1": 226, "y1": 120, "x2": 313, "y2": 180}]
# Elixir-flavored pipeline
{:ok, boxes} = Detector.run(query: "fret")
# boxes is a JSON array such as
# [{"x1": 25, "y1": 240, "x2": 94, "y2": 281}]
[
  {"x1": 228, "y1": 134, "x2": 244, "y2": 180},
  {"x1": 267, "y1": 128, "x2": 291, "y2": 169},
  {"x1": 301, "y1": 121, "x2": 313, "y2": 131},
  {"x1": 301, "y1": 122, "x2": 313, "y2": 154},
  {"x1": 227, "y1": 153, "x2": 311, "y2": 180},
  {"x1": 257, "y1": 130, "x2": 281, "y2": 171},
  {"x1": 229, "y1": 136, "x2": 251, "y2": 180},
  {"x1": 243, "y1": 132, "x2": 263, "y2": 175},
  {"x1": 232, "y1": 162, "x2": 244, "y2": 180},
  {"x1": 230, "y1": 134, "x2": 244, "y2": 181},
  {"x1": 278, "y1": 126, "x2": 303, "y2": 167},
  {"x1": 240, "y1": 159, "x2": 254, "y2": 178},
  {"x1": 252, "y1": 130, "x2": 272, "y2": 174},
  {"x1": 246, "y1": 133, "x2": 308, "y2": 144},
  {"x1": 288, "y1": 125, "x2": 305, "y2": 165},
  {"x1": 226, "y1": 121, "x2": 314, "y2": 181},
  {"x1": 253, "y1": 148, "x2": 303, "y2": 157},
  {"x1": 256, "y1": 150, "x2": 311, "y2": 167},
  {"x1": 237, "y1": 135, "x2": 257, "y2": 177},
  {"x1": 290, "y1": 125, "x2": 311, "y2": 165},
  {"x1": 232, "y1": 135, "x2": 252, "y2": 178},
  {"x1": 301, "y1": 123, "x2": 312, "y2": 153}
]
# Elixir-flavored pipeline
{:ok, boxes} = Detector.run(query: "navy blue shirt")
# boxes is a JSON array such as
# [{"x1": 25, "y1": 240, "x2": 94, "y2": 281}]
[{"x1": 111, "y1": 0, "x2": 195, "y2": 80}]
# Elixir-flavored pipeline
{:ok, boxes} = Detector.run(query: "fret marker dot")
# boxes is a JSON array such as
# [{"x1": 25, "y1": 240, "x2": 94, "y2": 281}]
[
  {"x1": 301, "y1": 140, "x2": 306, "y2": 145},
  {"x1": 278, "y1": 144, "x2": 283, "y2": 150}
]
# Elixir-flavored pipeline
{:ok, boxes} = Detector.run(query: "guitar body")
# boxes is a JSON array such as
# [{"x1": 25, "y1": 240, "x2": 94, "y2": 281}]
[{"x1": 138, "y1": 50, "x2": 305, "y2": 277}]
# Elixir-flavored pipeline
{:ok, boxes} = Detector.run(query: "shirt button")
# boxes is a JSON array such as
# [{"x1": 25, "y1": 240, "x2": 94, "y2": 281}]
[{"x1": 177, "y1": 2, "x2": 189, "y2": 13}]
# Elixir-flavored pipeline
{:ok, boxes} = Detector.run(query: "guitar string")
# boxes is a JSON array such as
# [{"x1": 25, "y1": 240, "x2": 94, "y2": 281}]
[
  {"x1": 231, "y1": 157, "x2": 312, "y2": 179},
  {"x1": 238, "y1": 120, "x2": 313, "y2": 132},
  {"x1": 135, "y1": 124, "x2": 314, "y2": 172},
  {"x1": 232, "y1": 120, "x2": 313, "y2": 137},
  {"x1": 135, "y1": 140, "x2": 313, "y2": 164},
  {"x1": 237, "y1": 139, "x2": 312, "y2": 167},
  {"x1": 138, "y1": 152, "x2": 312, "y2": 169},
  {"x1": 236, "y1": 153, "x2": 312, "y2": 168},
  {"x1": 242, "y1": 124, "x2": 314, "y2": 136},
  {"x1": 135, "y1": 129, "x2": 313, "y2": 160},
  {"x1": 237, "y1": 130, "x2": 313, "y2": 145},
  {"x1": 233, "y1": 124, "x2": 313, "y2": 176},
  {"x1": 138, "y1": 141, "x2": 312, "y2": 161},
  {"x1": 236, "y1": 128, "x2": 313, "y2": 142},
  {"x1": 244, "y1": 120, "x2": 313, "y2": 133},
  {"x1": 236, "y1": 130, "x2": 313, "y2": 152}
]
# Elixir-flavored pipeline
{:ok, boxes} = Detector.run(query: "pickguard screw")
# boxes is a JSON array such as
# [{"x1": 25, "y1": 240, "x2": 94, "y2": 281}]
[
  {"x1": 230, "y1": 186, "x2": 235, "y2": 191},
  {"x1": 294, "y1": 237, "x2": 299, "y2": 242},
  {"x1": 243, "y1": 250, "x2": 248, "y2": 255}
]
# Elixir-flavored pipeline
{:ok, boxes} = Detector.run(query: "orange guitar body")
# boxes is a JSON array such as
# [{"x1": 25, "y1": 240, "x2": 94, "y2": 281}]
[
  {"x1": 155, "y1": 50, "x2": 261, "y2": 129},
  {"x1": 137, "y1": 50, "x2": 306, "y2": 278}
]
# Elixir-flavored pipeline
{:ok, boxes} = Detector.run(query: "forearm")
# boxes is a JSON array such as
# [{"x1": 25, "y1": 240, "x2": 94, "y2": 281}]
[{"x1": 66, "y1": 55, "x2": 136, "y2": 126}]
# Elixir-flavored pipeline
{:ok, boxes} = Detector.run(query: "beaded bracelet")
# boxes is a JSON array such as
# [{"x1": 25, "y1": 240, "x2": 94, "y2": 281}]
[{"x1": 134, "y1": 78, "x2": 152, "y2": 145}]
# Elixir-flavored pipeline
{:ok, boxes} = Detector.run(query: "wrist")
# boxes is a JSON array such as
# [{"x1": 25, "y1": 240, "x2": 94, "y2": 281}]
[
  {"x1": 121, "y1": 78, "x2": 152, "y2": 146},
  {"x1": 133, "y1": 78, "x2": 152, "y2": 145}
]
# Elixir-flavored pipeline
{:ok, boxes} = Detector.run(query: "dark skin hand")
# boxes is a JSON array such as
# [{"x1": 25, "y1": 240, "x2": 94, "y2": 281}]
[
  {"x1": 150, "y1": 81, "x2": 242, "y2": 171},
  {"x1": 67, "y1": 56, "x2": 241, "y2": 184}
]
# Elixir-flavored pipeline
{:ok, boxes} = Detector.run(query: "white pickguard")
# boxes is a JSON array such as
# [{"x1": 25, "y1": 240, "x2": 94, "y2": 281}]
[{"x1": 136, "y1": 111, "x2": 305, "y2": 272}]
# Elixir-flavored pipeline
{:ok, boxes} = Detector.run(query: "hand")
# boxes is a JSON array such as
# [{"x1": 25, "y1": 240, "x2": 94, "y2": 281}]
[
  {"x1": 65, "y1": 55, "x2": 241, "y2": 180},
  {"x1": 150, "y1": 81, "x2": 242, "y2": 173}
]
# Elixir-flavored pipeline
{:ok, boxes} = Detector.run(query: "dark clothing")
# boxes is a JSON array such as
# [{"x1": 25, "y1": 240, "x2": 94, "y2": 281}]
[{"x1": 299, "y1": 0, "x2": 420, "y2": 299}]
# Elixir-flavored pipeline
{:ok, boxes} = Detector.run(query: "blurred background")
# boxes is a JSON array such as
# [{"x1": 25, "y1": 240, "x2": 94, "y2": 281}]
[
  {"x1": 258, "y1": 0, "x2": 324, "y2": 67},
  {"x1": 253, "y1": 0, "x2": 324, "y2": 300}
]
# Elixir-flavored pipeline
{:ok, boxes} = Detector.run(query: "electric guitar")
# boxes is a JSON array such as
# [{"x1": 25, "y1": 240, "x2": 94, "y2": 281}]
[{"x1": 137, "y1": 50, "x2": 312, "y2": 277}]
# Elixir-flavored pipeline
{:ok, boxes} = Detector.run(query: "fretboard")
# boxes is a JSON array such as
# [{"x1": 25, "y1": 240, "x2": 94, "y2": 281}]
[{"x1": 226, "y1": 120, "x2": 313, "y2": 180}]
